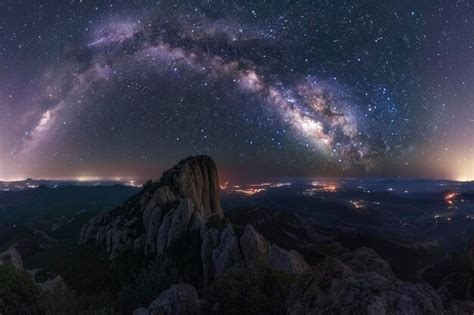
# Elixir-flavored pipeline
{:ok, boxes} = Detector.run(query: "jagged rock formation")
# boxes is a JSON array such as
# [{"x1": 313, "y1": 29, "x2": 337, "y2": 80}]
[
  {"x1": 79, "y1": 155, "x2": 224, "y2": 258},
  {"x1": 201, "y1": 219, "x2": 244, "y2": 284},
  {"x1": 240, "y1": 224, "x2": 309, "y2": 274},
  {"x1": 0, "y1": 247, "x2": 24, "y2": 270},
  {"x1": 79, "y1": 155, "x2": 309, "y2": 281},
  {"x1": 134, "y1": 283, "x2": 202, "y2": 315},
  {"x1": 286, "y1": 248, "x2": 474, "y2": 314},
  {"x1": 201, "y1": 220, "x2": 310, "y2": 284}
]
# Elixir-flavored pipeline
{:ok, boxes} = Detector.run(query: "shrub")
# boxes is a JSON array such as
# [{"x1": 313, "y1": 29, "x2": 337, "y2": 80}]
[
  {"x1": 42, "y1": 286, "x2": 115, "y2": 315},
  {"x1": 165, "y1": 230, "x2": 203, "y2": 286},
  {"x1": 208, "y1": 266, "x2": 295, "y2": 315},
  {"x1": 115, "y1": 256, "x2": 179, "y2": 313},
  {"x1": 0, "y1": 265, "x2": 44, "y2": 314},
  {"x1": 206, "y1": 215, "x2": 228, "y2": 231},
  {"x1": 115, "y1": 230, "x2": 204, "y2": 313}
]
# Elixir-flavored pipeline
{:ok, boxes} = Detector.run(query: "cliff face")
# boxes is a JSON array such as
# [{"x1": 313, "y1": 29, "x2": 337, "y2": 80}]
[{"x1": 79, "y1": 155, "x2": 224, "y2": 258}]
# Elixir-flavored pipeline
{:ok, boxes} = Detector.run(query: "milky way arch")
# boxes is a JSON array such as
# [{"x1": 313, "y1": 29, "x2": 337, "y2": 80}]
[{"x1": 23, "y1": 9, "x2": 370, "y2": 166}]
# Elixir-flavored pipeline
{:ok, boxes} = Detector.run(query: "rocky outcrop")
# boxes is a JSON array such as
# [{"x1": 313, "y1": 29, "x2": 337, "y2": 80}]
[
  {"x1": 134, "y1": 283, "x2": 202, "y2": 315},
  {"x1": 156, "y1": 198, "x2": 202, "y2": 255},
  {"x1": 79, "y1": 155, "x2": 224, "y2": 258},
  {"x1": 201, "y1": 221, "x2": 244, "y2": 284},
  {"x1": 286, "y1": 249, "x2": 474, "y2": 314},
  {"x1": 0, "y1": 247, "x2": 24, "y2": 270},
  {"x1": 201, "y1": 222, "x2": 309, "y2": 284},
  {"x1": 267, "y1": 244, "x2": 310, "y2": 275},
  {"x1": 240, "y1": 224, "x2": 309, "y2": 274},
  {"x1": 34, "y1": 273, "x2": 66, "y2": 292},
  {"x1": 0, "y1": 247, "x2": 66, "y2": 292},
  {"x1": 240, "y1": 223, "x2": 270, "y2": 265},
  {"x1": 80, "y1": 155, "x2": 310, "y2": 283},
  {"x1": 340, "y1": 247, "x2": 395, "y2": 280}
]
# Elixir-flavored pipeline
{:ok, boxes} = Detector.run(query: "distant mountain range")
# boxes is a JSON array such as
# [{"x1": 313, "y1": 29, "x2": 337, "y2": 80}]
[
  {"x1": 2, "y1": 177, "x2": 472, "y2": 193},
  {"x1": 0, "y1": 178, "x2": 142, "y2": 191}
]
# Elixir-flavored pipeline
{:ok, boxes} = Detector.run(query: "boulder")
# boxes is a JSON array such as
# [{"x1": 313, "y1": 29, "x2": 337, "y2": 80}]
[
  {"x1": 0, "y1": 247, "x2": 24, "y2": 270},
  {"x1": 147, "y1": 283, "x2": 201, "y2": 315},
  {"x1": 267, "y1": 244, "x2": 310, "y2": 275}
]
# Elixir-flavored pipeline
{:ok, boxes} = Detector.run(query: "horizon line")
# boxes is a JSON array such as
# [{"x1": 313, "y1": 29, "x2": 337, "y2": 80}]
[{"x1": 1, "y1": 175, "x2": 472, "y2": 184}]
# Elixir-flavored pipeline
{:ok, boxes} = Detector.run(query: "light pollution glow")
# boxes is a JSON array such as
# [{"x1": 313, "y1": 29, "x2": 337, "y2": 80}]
[{"x1": 220, "y1": 181, "x2": 292, "y2": 196}]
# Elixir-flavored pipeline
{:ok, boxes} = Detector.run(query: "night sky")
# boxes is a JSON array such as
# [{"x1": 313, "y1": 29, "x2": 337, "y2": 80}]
[{"x1": 0, "y1": 1, "x2": 472, "y2": 182}]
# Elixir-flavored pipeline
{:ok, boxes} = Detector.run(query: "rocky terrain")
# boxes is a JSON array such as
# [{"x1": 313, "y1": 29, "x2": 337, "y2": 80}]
[
  {"x1": 0, "y1": 246, "x2": 66, "y2": 292},
  {"x1": 286, "y1": 248, "x2": 473, "y2": 314},
  {"x1": 77, "y1": 155, "x2": 473, "y2": 314}
]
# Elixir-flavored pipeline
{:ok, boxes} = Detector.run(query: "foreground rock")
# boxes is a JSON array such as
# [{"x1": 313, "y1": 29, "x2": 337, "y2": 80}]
[
  {"x1": 286, "y1": 248, "x2": 474, "y2": 314},
  {"x1": 0, "y1": 247, "x2": 24, "y2": 270},
  {"x1": 0, "y1": 246, "x2": 66, "y2": 292},
  {"x1": 201, "y1": 220, "x2": 309, "y2": 284},
  {"x1": 134, "y1": 283, "x2": 202, "y2": 315}
]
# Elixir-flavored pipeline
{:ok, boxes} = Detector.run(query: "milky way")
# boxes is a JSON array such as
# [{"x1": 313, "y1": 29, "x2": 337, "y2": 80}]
[
  {"x1": 0, "y1": 1, "x2": 473, "y2": 180},
  {"x1": 24, "y1": 9, "x2": 366, "y2": 163}
]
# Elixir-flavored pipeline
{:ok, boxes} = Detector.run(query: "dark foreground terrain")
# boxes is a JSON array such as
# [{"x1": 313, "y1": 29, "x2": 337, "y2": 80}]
[{"x1": 1, "y1": 156, "x2": 473, "y2": 314}]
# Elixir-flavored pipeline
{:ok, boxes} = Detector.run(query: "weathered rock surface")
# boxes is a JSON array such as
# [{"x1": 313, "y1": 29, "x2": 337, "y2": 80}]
[
  {"x1": 136, "y1": 283, "x2": 202, "y2": 315},
  {"x1": 79, "y1": 155, "x2": 224, "y2": 258},
  {"x1": 286, "y1": 249, "x2": 474, "y2": 315},
  {"x1": 240, "y1": 223, "x2": 270, "y2": 265},
  {"x1": 340, "y1": 247, "x2": 395, "y2": 280},
  {"x1": 161, "y1": 156, "x2": 223, "y2": 219},
  {"x1": 0, "y1": 247, "x2": 24, "y2": 270},
  {"x1": 267, "y1": 244, "x2": 310, "y2": 275},
  {"x1": 201, "y1": 223, "x2": 309, "y2": 284},
  {"x1": 201, "y1": 222, "x2": 244, "y2": 284}
]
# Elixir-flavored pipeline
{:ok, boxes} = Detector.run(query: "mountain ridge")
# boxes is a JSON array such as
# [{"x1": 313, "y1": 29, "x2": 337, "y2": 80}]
[{"x1": 77, "y1": 155, "x2": 473, "y2": 314}]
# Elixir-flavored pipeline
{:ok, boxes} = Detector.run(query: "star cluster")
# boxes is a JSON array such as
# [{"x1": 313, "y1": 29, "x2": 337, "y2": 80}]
[{"x1": 0, "y1": 1, "x2": 472, "y2": 181}]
